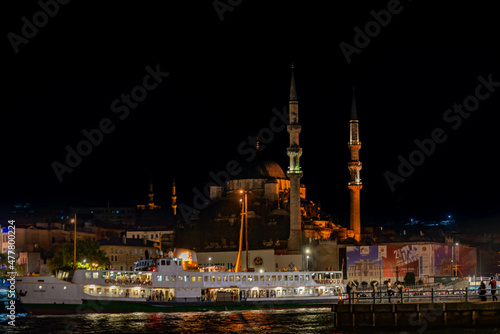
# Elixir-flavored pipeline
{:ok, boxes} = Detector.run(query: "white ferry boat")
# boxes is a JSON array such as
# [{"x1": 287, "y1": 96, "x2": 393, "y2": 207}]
[{"x1": 15, "y1": 257, "x2": 345, "y2": 314}]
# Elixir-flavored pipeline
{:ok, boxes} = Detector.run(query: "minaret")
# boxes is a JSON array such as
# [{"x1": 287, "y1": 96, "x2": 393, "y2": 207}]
[
  {"x1": 148, "y1": 175, "x2": 155, "y2": 209},
  {"x1": 171, "y1": 178, "x2": 177, "y2": 215},
  {"x1": 287, "y1": 64, "x2": 303, "y2": 252},
  {"x1": 347, "y1": 88, "x2": 362, "y2": 241}
]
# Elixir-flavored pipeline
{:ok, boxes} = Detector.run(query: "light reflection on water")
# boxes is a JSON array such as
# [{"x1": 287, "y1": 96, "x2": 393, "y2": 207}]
[{"x1": 5, "y1": 308, "x2": 500, "y2": 334}]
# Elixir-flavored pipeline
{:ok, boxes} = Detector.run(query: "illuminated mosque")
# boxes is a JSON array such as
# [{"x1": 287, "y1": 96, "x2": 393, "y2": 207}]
[{"x1": 173, "y1": 64, "x2": 363, "y2": 265}]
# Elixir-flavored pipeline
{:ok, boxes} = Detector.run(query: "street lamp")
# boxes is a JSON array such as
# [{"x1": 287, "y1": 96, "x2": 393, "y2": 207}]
[
  {"x1": 239, "y1": 190, "x2": 249, "y2": 272},
  {"x1": 71, "y1": 214, "x2": 77, "y2": 270},
  {"x1": 208, "y1": 257, "x2": 212, "y2": 272},
  {"x1": 304, "y1": 248, "x2": 310, "y2": 271}
]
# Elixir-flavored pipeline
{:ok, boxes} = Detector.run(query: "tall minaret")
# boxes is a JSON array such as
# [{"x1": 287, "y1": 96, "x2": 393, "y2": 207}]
[
  {"x1": 347, "y1": 88, "x2": 362, "y2": 241},
  {"x1": 171, "y1": 178, "x2": 177, "y2": 215},
  {"x1": 287, "y1": 64, "x2": 303, "y2": 252}
]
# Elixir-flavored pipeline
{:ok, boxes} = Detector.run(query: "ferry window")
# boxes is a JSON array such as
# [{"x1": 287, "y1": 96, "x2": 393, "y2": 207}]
[
  {"x1": 217, "y1": 276, "x2": 221, "y2": 282},
  {"x1": 248, "y1": 276, "x2": 252, "y2": 282},
  {"x1": 101, "y1": 272, "x2": 107, "y2": 278},
  {"x1": 305, "y1": 275, "x2": 309, "y2": 281},
  {"x1": 171, "y1": 276, "x2": 176, "y2": 282},
  {"x1": 85, "y1": 272, "x2": 91, "y2": 279},
  {"x1": 223, "y1": 276, "x2": 228, "y2": 282},
  {"x1": 236, "y1": 276, "x2": 240, "y2": 281},
  {"x1": 295, "y1": 275, "x2": 299, "y2": 281},
  {"x1": 93, "y1": 272, "x2": 99, "y2": 279},
  {"x1": 191, "y1": 276, "x2": 196, "y2": 282},
  {"x1": 158, "y1": 275, "x2": 163, "y2": 282},
  {"x1": 299, "y1": 275, "x2": 304, "y2": 281},
  {"x1": 284, "y1": 275, "x2": 287, "y2": 281},
  {"x1": 167, "y1": 260, "x2": 171, "y2": 266},
  {"x1": 266, "y1": 275, "x2": 270, "y2": 281},
  {"x1": 278, "y1": 275, "x2": 282, "y2": 281},
  {"x1": 211, "y1": 276, "x2": 215, "y2": 282},
  {"x1": 242, "y1": 276, "x2": 246, "y2": 282},
  {"x1": 204, "y1": 276, "x2": 209, "y2": 282},
  {"x1": 135, "y1": 248, "x2": 138, "y2": 254},
  {"x1": 178, "y1": 276, "x2": 182, "y2": 281},
  {"x1": 184, "y1": 276, "x2": 189, "y2": 282},
  {"x1": 197, "y1": 276, "x2": 202, "y2": 282},
  {"x1": 105, "y1": 288, "x2": 109, "y2": 295},
  {"x1": 254, "y1": 275, "x2": 258, "y2": 281},
  {"x1": 260, "y1": 275, "x2": 264, "y2": 281},
  {"x1": 271, "y1": 275, "x2": 276, "y2": 281},
  {"x1": 229, "y1": 276, "x2": 234, "y2": 282},
  {"x1": 289, "y1": 275, "x2": 293, "y2": 281},
  {"x1": 165, "y1": 276, "x2": 169, "y2": 282},
  {"x1": 97, "y1": 288, "x2": 102, "y2": 294},
  {"x1": 161, "y1": 260, "x2": 166, "y2": 266}
]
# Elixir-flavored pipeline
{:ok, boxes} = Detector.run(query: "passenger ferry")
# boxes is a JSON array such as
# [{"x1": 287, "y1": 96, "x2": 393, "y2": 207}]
[{"x1": 15, "y1": 256, "x2": 345, "y2": 314}]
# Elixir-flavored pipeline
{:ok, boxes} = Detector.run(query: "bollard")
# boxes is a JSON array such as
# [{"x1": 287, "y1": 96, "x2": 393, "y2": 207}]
[{"x1": 431, "y1": 287, "x2": 434, "y2": 303}]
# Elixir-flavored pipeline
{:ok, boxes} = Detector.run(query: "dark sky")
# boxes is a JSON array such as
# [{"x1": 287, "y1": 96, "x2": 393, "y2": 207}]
[{"x1": 3, "y1": 1, "x2": 500, "y2": 228}]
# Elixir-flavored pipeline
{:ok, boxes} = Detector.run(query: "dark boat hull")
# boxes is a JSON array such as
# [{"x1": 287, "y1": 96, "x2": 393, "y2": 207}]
[{"x1": 23, "y1": 298, "x2": 339, "y2": 315}]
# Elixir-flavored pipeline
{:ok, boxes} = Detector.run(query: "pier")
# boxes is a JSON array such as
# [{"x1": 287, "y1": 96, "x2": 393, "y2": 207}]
[{"x1": 332, "y1": 288, "x2": 500, "y2": 330}]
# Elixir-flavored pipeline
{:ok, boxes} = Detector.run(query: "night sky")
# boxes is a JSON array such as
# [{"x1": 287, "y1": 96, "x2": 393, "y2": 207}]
[{"x1": 3, "y1": 1, "x2": 500, "y2": 229}]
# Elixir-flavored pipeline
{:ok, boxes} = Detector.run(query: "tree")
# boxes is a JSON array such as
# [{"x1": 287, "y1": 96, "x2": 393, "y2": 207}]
[
  {"x1": 49, "y1": 238, "x2": 110, "y2": 274},
  {"x1": 0, "y1": 253, "x2": 25, "y2": 276},
  {"x1": 404, "y1": 272, "x2": 416, "y2": 286}
]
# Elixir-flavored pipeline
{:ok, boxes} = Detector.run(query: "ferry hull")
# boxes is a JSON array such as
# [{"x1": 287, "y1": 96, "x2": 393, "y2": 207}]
[{"x1": 23, "y1": 298, "x2": 340, "y2": 315}]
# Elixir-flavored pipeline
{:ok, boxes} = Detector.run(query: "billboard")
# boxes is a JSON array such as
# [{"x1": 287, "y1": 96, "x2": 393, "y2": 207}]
[{"x1": 346, "y1": 244, "x2": 477, "y2": 281}]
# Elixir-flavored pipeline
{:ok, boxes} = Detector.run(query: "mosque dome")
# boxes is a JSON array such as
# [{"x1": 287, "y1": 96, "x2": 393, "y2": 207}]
[{"x1": 233, "y1": 157, "x2": 287, "y2": 180}]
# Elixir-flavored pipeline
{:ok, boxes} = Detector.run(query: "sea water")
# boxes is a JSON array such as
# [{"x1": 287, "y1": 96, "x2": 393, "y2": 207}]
[{"x1": 3, "y1": 308, "x2": 500, "y2": 334}]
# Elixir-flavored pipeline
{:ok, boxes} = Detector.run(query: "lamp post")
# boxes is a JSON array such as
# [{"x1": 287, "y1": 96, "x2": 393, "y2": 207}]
[
  {"x1": 238, "y1": 190, "x2": 248, "y2": 272},
  {"x1": 209, "y1": 257, "x2": 212, "y2": 272},
  {"x1": 71, "y1": 214, "x2": 77, "y2": 270},
  {"x1": 305, "y1": 248, "x2": 310, "y2": 271}
]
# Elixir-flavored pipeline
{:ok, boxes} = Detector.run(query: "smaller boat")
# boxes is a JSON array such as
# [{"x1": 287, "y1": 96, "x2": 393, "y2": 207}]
[{"x1": 0, "y1": 276, "x2": 28, "y2": 323}]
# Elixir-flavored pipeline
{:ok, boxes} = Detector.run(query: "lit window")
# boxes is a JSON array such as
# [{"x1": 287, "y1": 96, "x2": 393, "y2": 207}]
[
  {"x1": 158, "y1": 275, "x2": 163, "y2": 282},
  {"x1": 236, "y1": 276, "x2": 240, "y2": 281},
  {"x1": 229, "y1": 276, "x2": 234, "y2": 282}
]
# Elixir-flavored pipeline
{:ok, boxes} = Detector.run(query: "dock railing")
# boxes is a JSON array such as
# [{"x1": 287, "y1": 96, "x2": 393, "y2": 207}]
[{"x1": 344, "y1": 287, "x2": 495, "y2": 304}]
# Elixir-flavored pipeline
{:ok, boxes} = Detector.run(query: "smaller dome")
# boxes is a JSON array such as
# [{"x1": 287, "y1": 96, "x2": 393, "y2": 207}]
[{"x1": 233, "y1": 157, "x2": 286, "y2": 180}]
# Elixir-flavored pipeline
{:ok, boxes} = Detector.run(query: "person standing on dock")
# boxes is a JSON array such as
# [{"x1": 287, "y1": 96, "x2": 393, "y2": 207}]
[
  {"x1": 479, "y1": 281, "x2": 487, "y2": 301},
  {"x1": 387, "y1": 279, "x2": 394, "y2": 303},
  {"x1": 346, "y1": 282, "x2": 352, "y2": 304},
  {"x1": 489, "y1": 277, "x2": 497, "y2": 301}
]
